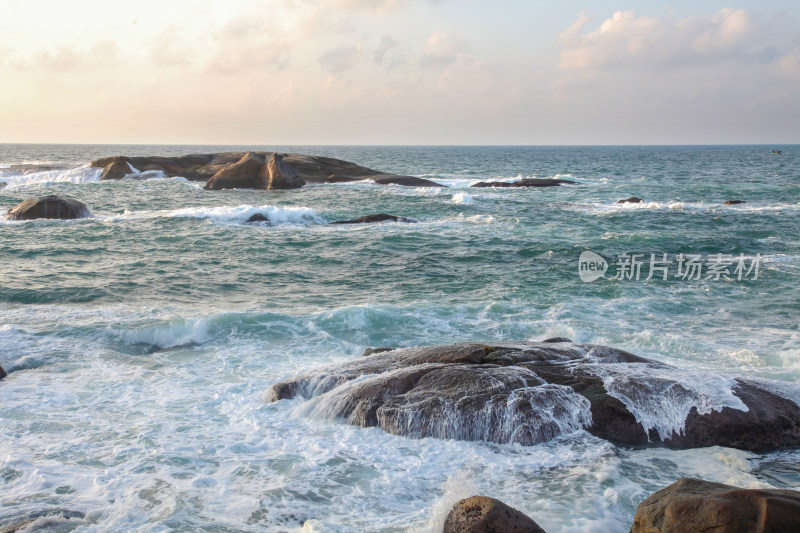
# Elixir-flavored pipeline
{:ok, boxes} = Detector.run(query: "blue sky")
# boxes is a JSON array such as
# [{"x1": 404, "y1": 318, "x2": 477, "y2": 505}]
[{"x1": 1, "y1": 0, "x2": 798, "y2": 144}]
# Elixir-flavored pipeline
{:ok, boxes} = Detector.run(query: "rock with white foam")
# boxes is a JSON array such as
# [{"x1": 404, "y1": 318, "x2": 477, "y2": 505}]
[
  {"x1": 443, "y1": 496, "x2": 547, "y2": 533},
  {"x1": 0, "y1": 364, "x2": 6, "y2": 380},
  {"x1": 266, "y1": 341, "x2": 800, "y2": 451},
  {"x1": 2, "y1": 195, "x2": 93, "y2": 221}
]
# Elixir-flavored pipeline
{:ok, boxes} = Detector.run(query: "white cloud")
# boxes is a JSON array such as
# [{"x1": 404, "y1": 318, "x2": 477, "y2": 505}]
[{"x1": 319, "y1": 45, "x2": 362, "y2": 74}]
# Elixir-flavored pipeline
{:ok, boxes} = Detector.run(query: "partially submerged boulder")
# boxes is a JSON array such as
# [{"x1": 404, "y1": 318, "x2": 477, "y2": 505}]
[
  {"x1": 0, "y1": 365, "x2": 6, "y2": 380},
  {"x1": 725, "y1": 200, "x2": 746, "y2": 205},
  {"x1": 245, "y1": 213, "x2": 271, "y2": 224},
  {"x1": 204, "y1": 152, "x2": 268, "y2": 190},
  {"x1": 617, "y1": 197, "x2": 643, "y2": 204},
  {"x1": 267, "y1": 154, "x2": 305, "y2": 190},
  {"x1": 266, "y1": 341, "x2": 800, "y2": 451},
  {"x1": 372, "y1": 175, "x2": 444, "y2": 187},
  {"x1": 331, "y1": 214, "x2": 416, "y2": 224},
  {"x1": 472, "y1": 178, "x2": 574, "y2": 188},
  {"x1": 2, "y1": 196, "x2": 92, "y2": 221},
  {"x1": 443, "y1": 496, "x2": 547, "y2": 533},
  {"x1": 631, "y1": 478, "x2": 800, "y2": 533}
]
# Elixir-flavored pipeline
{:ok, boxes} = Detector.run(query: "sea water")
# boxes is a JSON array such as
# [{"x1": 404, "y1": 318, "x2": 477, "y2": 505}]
[{"x1": 1, "y1": 145, "x2": 799, "y2": 531}]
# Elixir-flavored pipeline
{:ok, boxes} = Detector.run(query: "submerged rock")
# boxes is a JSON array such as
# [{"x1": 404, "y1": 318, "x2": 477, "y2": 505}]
[
  {"x1": 245, "y1": 213, "x2": 271, "y2": 224},
  {"x1": 2, "y1": 196, "x2": 92, "y2": 221},
  {"x1": 266, "y1": 341, "x2": 800, "y2": 451},
  {"x1": 472, "y1": 179, "x2": 574, "y2": 188},
  {"x1": 631, "y1": 478, "x2": 800, "y2": 533},
  {"x1": 331, "y1": 214, "x2": 416, "y2": 225},
  {"x1": 617, "y1": 197, "x2": 643, "y2": 204},
  {"x1": 372, "y1": 175, "x2": 444, "y2": 187},
  {"x1": 725, "y1": 200, "x2": 746, "y2": 205},
  {"x1": 443, "y1": 496, "x2": 547, "y2": 533},
  {"x1": 267, "y1": 154, "x2": 305, "y2": 190}
]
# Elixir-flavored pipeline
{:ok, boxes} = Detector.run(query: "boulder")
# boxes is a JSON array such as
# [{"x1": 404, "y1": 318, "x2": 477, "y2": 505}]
[
  {"x1": 0, "y1": 365, "x2": 6, "y2": 380},
  {"x1": 372, "y1": 175, "x2": 444, "y2": 187},
  {"x1": 630, "y1": 478, "x2": 800, "y2": 533},
  {"x1": 204, "y1": 152, "x2": 267, "y2": 190},
  {"x1": 2, "y1": 196, "x2": 92, "y2": 221},
  {"x1": 266, "y1": 341, "x2": 800, "y2": 451},
  {"x1": 443, "y1": 496, "x2": 547, "y2": 533},
  {"x1": 472, "y1": 179, "x2": 574, "y2": 188},
  {"x1": 725, "y1": 200, "x2": 746, "y2": 205},
  {"x1": 363, "y1": 347, "x2": 394, "y2": 356},
  {"x1": 331, "y1": 214, "x2": 416, "y2": 225},
  {"x1": 542, "y1": 337, "x2": 572, "y2": 343},
  {"x1": 99, "y1": 156, "x2": 135, "y2": 180},
  {"x1": 245, "y1": 213, "x2": 271, "y2": 224},
  {"x1": 617, "y1": 197, "x2": 643, "y2": 204},
  {"x1": 267, "y1": 154, "x2": 305, "y2": 190}
]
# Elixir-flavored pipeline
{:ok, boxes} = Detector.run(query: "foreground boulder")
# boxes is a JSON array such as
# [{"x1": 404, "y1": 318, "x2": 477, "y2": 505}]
[
  {"x1": 331, "y1": 214, "x2": 416, "y2": 224},
  {"x1": 2, "y1": 196, "x2": 92, "y2": 221},
  {"x1": 631, "y1": 478, "x2": 800, "y2": 533},
  {"x1": 472, "y1": 178, "x2": 574, "y2": 188},
  {"x1": 266, "y1": 341, "x2": 800, "y2": 451},
  {"x1": 443, "y1": 496, "x2": 546, "y2": 533}
]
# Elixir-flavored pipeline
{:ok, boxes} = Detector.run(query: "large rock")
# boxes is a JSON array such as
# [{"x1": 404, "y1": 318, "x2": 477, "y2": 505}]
[
  {"x1": 630, "y1": 478, "x2": 800, "y2": 533},
  {"x1": 266, "y1": 154, "x2": 304, "y2": 190},
  {"x1": 443, "y1": 496, "x2": 547, "y2": 533},
  {"x1": 266, "y1": 341, "x2": 800, "y2": 451},
  {"x1": 2, "y1": 196, "x2": 92, "y2": 221},
  {"x1": 331, "y1": 214, "x2": 416, "y2": 224},
  {"x1": 204, "y1": 152, "x2": 268, "y2": 190},
  {"x1": 617, "y1": 197, "x2": 643, "y2": 204},
  {"x1": 472, "y1": 179, "x2": 574, "y2": 188},
  {"x1": 372, "y1": 175, "x2": 444, "y2": 187},
  {"x1": 99, "y1": 156, "x2": 134, "y2": 180}
]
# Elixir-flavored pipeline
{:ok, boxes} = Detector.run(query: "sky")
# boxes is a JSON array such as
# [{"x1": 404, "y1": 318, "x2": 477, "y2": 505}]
[{"x1": 0, "y1": 0, "x2": 799, "y2": 145}]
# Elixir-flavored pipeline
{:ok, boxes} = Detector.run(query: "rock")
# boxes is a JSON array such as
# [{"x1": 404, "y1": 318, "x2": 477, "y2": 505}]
[
  {"x1": 267, "y1": 154, "x2": 305, "y2": 190},
  {"x1": 472, "y1": 178, "x2": 574, "y2": 188},
  {"x1": 99, "y1": 156, "x2": 135, "y2": 180},
  {"x1": 204, "y1": 152, "x2": 268, "y2": 190},
  {"x1": 542, "y1": 337, "x2": 572, "y2": 343},
  {"x1": 0, "y1": 509, "x2": 85, "y2": 533},
  {"x1": 266, "y1": 341, "x2": 800, "y2": 451},
  {"x1": 363, "y1": 347, "x2": 394, "y2": 356},
  {"x1": 331, "y1": 214, "x2": 416, "y2": 225},
  {"x1": 327, "y1": 174, "x2": 361, "y2": 183},
  {"x1": 725, "y1": 200, "x2": 746, "y2": 205},
  {"x1": 245, "y1": 213, "x2": 271, "y2": 224},
  {"x1": 443, "y1": 496, "x2": 547, "y2": 533},
  {"x1": 617, "y1": 197, "x2": 643, "y2": 204},
  {"x1": 2, "y1": 196, "x2": 93, "y2": 221},
  {"x1": 372, "y1": 175, "x2": 444, "y2": 187},
  {"x1": 0, "y1": 365, "x2": 6, "y2": 380},
  {"x1": 630, "y1": 477, "x2": 800, "y2": 533}
]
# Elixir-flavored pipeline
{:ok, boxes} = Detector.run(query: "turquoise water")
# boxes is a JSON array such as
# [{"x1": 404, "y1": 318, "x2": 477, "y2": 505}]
[{"x1": 1, "y1": 145, "x2": 799, "y2": 531}]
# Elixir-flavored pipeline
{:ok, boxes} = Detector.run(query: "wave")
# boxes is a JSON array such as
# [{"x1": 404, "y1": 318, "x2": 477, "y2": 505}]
[
  {"x1": 570, "y1": 200, "x2": 800, "y2": 215},
  {"x1": 0, "y1": 165, "x2": 101, "y2": 188},
  {"x1": 451, "y1": 192, "x2": 474, "y2": 205},
  {"x1": 107, "y1": 204, "x2": 325, "y2": 226}
]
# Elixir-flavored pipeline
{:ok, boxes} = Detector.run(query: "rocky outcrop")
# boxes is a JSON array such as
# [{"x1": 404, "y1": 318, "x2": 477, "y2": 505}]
[
  {"x1": 630, "y1": 478, "x2": 800, "y2": 533},
  {"x1": 617, "y1": 197, "x2": 643, "y2": 204},
  {"x1": 331, "y1": 214, "x2": 416, "y2": 224},
  {"x1": 725, "y1": 200, "x2": 746, "y2": 205},
  {"x1": 91, "y1": 152, "x2": 441, "y2": 187},
  {"x1": 204, "y1": 152, "x2": 269, "y2": 190},
  {"x1": 2, "y1": 196, "x2": 93, "y2": 221},
  {"x1": 266, "y1": 341, "x2": 800, "y2": 451},
  {"x1": 443, "y1": 496, "x2": 547, "y2": 533},
  {"x1": 245, "y1": 213, "x2": 271, "y2": 224},
  {"x1": 267, "y1": 154, "x2": 305, "y2": 190},
  {"x1": 472, "y1": 179, "x2": 574, "y2": 188},
  {"x1": 99, "y1": 156, "x2": 134, "y2": 180}
]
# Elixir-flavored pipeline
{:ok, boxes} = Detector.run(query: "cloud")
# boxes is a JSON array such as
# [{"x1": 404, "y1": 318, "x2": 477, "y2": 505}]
[
  {"x1": 319, "y1": 45, "x2": 362, "y2": 74},
  {"x1": 420, "y1": 30, "x2": 470, "y2": 69},
  {"x1": 374, "y1": 35, "x2": 405, "y2": 69},
  {"x1": 332, "y1": 0, "x2": 407, "y2": 11}
]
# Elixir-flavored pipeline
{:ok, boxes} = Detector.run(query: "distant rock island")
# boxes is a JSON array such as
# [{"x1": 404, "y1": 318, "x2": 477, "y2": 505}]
[{"x1": 90, "y1": 151, "x2": 444, "y2": 189}]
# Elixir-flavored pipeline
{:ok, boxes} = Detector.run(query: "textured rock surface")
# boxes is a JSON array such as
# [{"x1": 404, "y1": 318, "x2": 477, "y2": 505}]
[
  {"x1": 630, "y1": 478, "x2": 800, "y2": 533},
  {"x1": 266, "y1": 341, "x2": 800, "y2": 451},
  {"x1": 204, "y1": 152, "x2": 269, "y2": 190},
  {"x1": 472, "y1": 179, "x2": 574, "y2": 188},
  {"x1": 2, "y1": 196, "x2": 92, "y2": 221},
  {"x1": 99, "y1": 157, "x2": 134, "y2": 180},
  {"x1": 331, "y1": 214, "x2": 416, "y2": 224},
  {"x1": 443, "y1": 496, "x2": 547, "y2": 533},
  {"x1": 266, "y1": 154, "x2": 305, "y2": 190}
]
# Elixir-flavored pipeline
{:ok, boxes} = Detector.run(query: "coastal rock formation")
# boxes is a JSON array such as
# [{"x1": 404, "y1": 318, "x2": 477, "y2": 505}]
[
  {"x1": 245, "y1": 213, "x2": 271, "y2": 224},
  {"x1": 267, "y1": 154, "x2": 305, "y2": 190},
  {"x1": 617, "y1": 197, "x2": 643, "y2": 204},
  {"x1": 443, "y1": 496, "x2": 547, "y2": 533},
  {"x1": 266, "y1": 341, "x2": 800, "y2": 451},
  {"x1": 204, "y1": 152, "x2": 270, "y2": 190},
  {"x1": 331, "y1": 214, "x2": 416, "y2": 224},
  {"x1": 725, "y1": 200, "x2": 746, "y2": 205},
  {"x1": 363, "y1": 347, "x2": 394, "y2": 356},
  {"x1": 630, "y1": 478, "x2": 800, "y2": 533},
  {"x1": 472, "y1": 178, "x2": 574, "y2": 188},
  {"x1": 91, "y1": 152, "x2": 442, "y2": 187},
  {"x1": 99, "y1": 157, "x2": 135, "y2": 180},
  {"x1": 2, "y1": 195, "x2": 93, "y2": 221}
]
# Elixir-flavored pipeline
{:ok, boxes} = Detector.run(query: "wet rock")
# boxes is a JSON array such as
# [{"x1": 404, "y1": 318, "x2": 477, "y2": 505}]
[
  {"x1": 372, "y1": 175, "x2": 444, "y2": 187},
  {"x1": 0, "y1": 365, "x2": 6, "y2": 380},
  {"x1": 267, "y1": 154, "x2": 305, "y2": 190},
  {"x1": 0, "y1": 509, "x2": 85, "y2": 533},
  {"x1": 725, "y1": 200, "x2": 746, "y2": 205},
  {"x1": 631, "y1": 478, "x2": 800, "y2": 533},
  {"x1": 266, "y1": 341, "x2": 800, "y2": 451},
  {"x1": 327, "y1": 174, "x2": 361, "y2": 183},
  {"x1": 204, "y1": 152, "x2": 268, "y2": 190},
  {"x1": 472, "y1": 179, "x2": 574, "y2": 188},
  {"x1": 99, "y1": 156, "x2": 135, "y2": 180},
  {"x1": 617, "y1": 197, "x2": 643, "y2": 204},
  {"x1": 443, "y1": 496, "x2": 547, "y2": 533},
  {"x1": 542, "y1": 337, "x2": 572, "y2": 343},
  {"x1": 331, "y1": 214, "x2": 416, "y2": 224},
  {"x1": 2, "y1": 196, "x2": 92, "y2": 221},
  {"x1": 245, "y1": 213, "x2": 271, "y2": 224},
  {"x1": 363, "y1": 347, "x2": 394, "y2": 356}
]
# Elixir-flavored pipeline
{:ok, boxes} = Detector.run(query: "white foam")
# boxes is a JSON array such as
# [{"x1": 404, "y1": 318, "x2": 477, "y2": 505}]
[
  {"x1": 107, "y1": 204, "x2": 324, "y2": 226},
  {"x1": 0, "y1": 165, "x2": 101, "y2": 188},
  {"x1": 451, "y1": 192, "x2": 474, "y2": 205}
]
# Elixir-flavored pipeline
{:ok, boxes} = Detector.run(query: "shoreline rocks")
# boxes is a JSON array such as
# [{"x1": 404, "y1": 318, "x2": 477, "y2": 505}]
[
  {"x1": 2, "y1": 196, "x2": 93, "y2": 221},
  {"x1": 472, "y1": 178, "x2": 574, "y2": 188},
  {"x1": 266, "y1": 341, "x2": 800, "y2": 452},
  {"x1": 443, "y1": 496, "x2": 547, "y2": 533}
]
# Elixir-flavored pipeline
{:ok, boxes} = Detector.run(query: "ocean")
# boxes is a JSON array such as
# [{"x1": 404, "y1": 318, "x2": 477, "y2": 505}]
[{"x1": 1, "y1": 144, "x2": 799, "y2": 532}]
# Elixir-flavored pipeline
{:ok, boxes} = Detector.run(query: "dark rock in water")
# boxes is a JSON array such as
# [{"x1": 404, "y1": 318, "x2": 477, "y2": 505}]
[
  {"x1": 617, "y1": 197, "x2": 643, "y2": 204},
  {"x1": 372, "y1": 175, "x2": 444, "y2": 187},
  {"x1": 631, "y1": 478, "x2": 800, "y2": 533},
  {"x1": 0, "y1": 365, "x2": 6, "y2": 380},
  {"x1": 443, "y1": 496, "x2": 547, "y2": 533},
  {"x1": 0, "y1": 182, "x2": 7, "y2": 189},
  {"x1": 542, "y1": 337, "x2": 572, "y2": 343},
  {"x1": 472, "y1": 178, "x2": 574, "y2": 188},
  {"x1": 363, "y1": 347, "x2": 394, "y2": 356},
  {"x1": 725, "y1": 200, "x2": 746, "y2": 205},
  {"x1": 327, "y1": 174, "x2": 361, "y2": 183},
  {"x1": 267, "y1": 154, "x2": 305, "y2": 190},
  {"x1": 245, "y1": 213, "x2": 271, "y2": 224},
  {"x1": 2, "y1": 196, "x2": 92, "y2": 221},
  {"x1": 99, "y1": 156, "x2": 135, "y2": 180},
  {"x1": 204, "y1": 152, "x2": 269, "y2": 190},
  {"x1": 331, "y1": 214, "x2": 416, "y2": 224},
  {"x1": 266, "y1": 341, "x2": 800, "y2": 451},
  {"x1": 0, "y1": 509, "x2": 85, "y2": 533}
]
